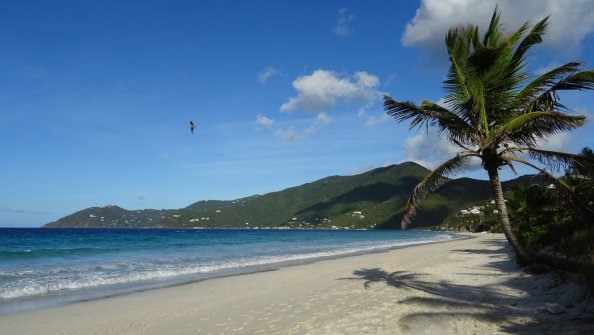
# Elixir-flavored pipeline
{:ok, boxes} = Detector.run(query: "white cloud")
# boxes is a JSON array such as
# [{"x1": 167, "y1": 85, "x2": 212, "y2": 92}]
[
  {"x1": 280, "y1": 70, "x2": 381, "y2": 112},
  {"x1": 256, "y1": 114, "x2": 274, "y2": 130},
  {"x1": 269, "y1": 113, "x2": 331, "y2": 142},
  {"x1": 258, "y1": 66, "x2": 279, "y2": 83},
  {"x1": 356, "y1": 98, "x2": 390, "y2": 128},
  {"x1": 305, "y1": 112, "x2": 332, "y2": 135},
  {"x1": 269, "y1": 69, "x2": 384, "y2": 142},
  {"x1": 275, "y1": 127, "x2": 300, "y2": 142},
  {"x1": 400, "y1": 131, "x2": 482, "y2": 171},
  {"x1": 333, "y1": 7, "x2": 355, "y2": 37},
  {"x1": 535, "y1": 132, "x2": 571, "y2": 152},
  {"x1": 402, "y1": 0, "x2": 594, "y2": 57}
]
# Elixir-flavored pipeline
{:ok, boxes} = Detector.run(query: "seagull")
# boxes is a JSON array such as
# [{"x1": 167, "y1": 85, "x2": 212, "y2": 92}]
[{"x1": 189, "y1": 121, "x2": 196, "y2": 134}]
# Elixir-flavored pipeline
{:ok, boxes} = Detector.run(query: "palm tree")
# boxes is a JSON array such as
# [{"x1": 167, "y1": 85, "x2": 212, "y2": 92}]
[{"x1": 384, "y1": 8, "x2": 594, "y2": 273}]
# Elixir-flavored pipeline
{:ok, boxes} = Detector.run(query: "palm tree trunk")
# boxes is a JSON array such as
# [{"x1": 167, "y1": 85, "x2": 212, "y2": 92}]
[
  {"x1": 487, "y1": 165, "x2": 594, "y2": 275},
  {"x1": 486, "y1": 165, "x2": 533, "y2": 262}
]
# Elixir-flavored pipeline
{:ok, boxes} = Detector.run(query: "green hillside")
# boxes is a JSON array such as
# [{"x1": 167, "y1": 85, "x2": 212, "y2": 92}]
[
  {"x1": 44, "y1": 205, "x2": 175, "y2": 228},
  {"x1": 43, "y1": 162, "x2": 522, "y2": 229}
]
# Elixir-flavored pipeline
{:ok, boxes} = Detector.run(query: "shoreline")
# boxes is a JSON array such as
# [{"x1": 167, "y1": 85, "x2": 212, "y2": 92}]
[
  {"x1": 0, "y1": 230, "x2": 459, "y2": 316},
  {"x1": 1, "y1": 233, "x2": 592, "y2": 334}
]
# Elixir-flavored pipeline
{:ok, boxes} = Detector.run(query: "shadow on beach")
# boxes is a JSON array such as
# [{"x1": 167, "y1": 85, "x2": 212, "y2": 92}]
[{"x1": 341, "y1": 238, "x2": 594, "y2": 334}]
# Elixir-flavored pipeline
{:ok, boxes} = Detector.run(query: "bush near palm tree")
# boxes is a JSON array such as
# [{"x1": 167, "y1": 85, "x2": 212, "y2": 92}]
[
  {"x1": 384, "y1": 8, "x2": 594, "y2": 274},
  {"x1": 504, "y1": 147, "x2": 594, "y2": 263}
]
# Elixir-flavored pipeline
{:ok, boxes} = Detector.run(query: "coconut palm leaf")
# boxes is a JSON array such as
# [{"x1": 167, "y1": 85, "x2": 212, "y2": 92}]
[
  {"x1": 511, "y1": 16, "x2": 548, "y2": 64},
  {"x1": 514, "y1": 62, "x2": 581, "y2": 108},
  {"x1": 526, "y1": 148, "x2": 588, "y2": 172},
  {"x1": 501, "y1": 146, "x2": 585, "y2": 172},
  {"x1": 402, "y1": 153, "x2": 476, "y2": 228},
  {"x1": 444, "y1": 25, "x2": 473, "y2": 102},
  {"x1": 517, "y1": 66, "x2": 594, "y2": 113},
  {"x1": 494, "y1": 111, "x2": 585, "y2": 146},
  {"x1": 383, "y1": 98, "x2": 428, "y2": 128}
]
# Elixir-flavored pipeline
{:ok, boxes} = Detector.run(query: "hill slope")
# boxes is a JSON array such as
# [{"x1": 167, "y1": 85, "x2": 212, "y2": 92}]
[
  {"x1": 44, "y1": 162, "x2": 522, "y2": 229},
  {"x1": 44, "y1": 205, "x2": 176, "y2": 228}
]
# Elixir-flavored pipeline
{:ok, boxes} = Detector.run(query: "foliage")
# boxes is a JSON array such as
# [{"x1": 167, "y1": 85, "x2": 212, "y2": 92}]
[
  {"x1": 507, "y1": 147, "x2": 594, "y2": 259},
  {"x1": 383, "y1": 7, "x2": 594, "y2": 270},
  {"x1": 441, "y1": 199, "x2": 501, "y2": 233},
  {"x1": 384, "y1": 8, "x2": 592, "y2": 229},
  {"x1": 44, "y1": 205, "x2": 175, "y2": 228}
]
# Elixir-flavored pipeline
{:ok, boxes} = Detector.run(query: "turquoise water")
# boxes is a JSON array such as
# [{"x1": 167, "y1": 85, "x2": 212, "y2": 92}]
[{"x1": 0, "y1": 228, "x2": 455, "y2": 315}]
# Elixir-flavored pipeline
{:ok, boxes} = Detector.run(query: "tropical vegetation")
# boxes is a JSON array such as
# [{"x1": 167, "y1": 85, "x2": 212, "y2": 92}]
[{"x1": 384, "y1": 8, "x2": 594, "y2": 274}]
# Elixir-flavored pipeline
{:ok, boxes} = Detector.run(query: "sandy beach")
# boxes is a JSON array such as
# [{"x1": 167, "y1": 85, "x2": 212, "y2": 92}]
[{"x1": 1, "y1": 234, "x2": 592, "y2": 334}]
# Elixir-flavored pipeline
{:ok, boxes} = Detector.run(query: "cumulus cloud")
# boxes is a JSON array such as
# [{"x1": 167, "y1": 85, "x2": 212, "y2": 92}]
[
  {"x1": 333, "y1": 7, "x2": 355, "y2": 36},
  {"x1": 535, "y1": 132, "x2": 571, "y2": 152},
  {"x1": 402, "y1": 0, "x2": 594, "y2": 57},
  {"x1": 280, "y1": 70, "x2": 381, "y2": 112},
  {"x1": 275, "y1": 127, "x2": 300, "y2": 142},
  {"x1": 258, "y1": 66, "x2": 279, "y2": 83},
  {"x1": 266, "y1": 113, "x2": 332, "y2": 142},
  {"x1": 256, "y1": 114, "x2": 275, "y2": 130},
  {"x1": 262, "y1": 69, "x2": 385, "y2": 142},
  {"x1": 355, "y1": 101, "x2": 388, "y2": 127},
  {"x1": 400, "y1": 131, "x2": 483, "y2": 172},
  {"x1": 305, "y1": 112, "x2": 332, "y2": 135}
]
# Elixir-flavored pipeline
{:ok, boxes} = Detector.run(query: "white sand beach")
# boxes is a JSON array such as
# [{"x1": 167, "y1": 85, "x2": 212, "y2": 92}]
[{"x1": 1, "y1": 234, "x2": 592, "y2": 334}]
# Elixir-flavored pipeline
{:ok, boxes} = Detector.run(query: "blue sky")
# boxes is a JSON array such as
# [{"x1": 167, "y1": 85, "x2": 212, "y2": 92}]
[{"x1": 2, "y1": 0, "x2": 594, "y2": 227}]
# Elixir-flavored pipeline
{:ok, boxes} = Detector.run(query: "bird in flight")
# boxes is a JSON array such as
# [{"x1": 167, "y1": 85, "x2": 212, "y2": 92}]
[{"x1": 189, "y1": 121, "x2": 196, "y2": 134}]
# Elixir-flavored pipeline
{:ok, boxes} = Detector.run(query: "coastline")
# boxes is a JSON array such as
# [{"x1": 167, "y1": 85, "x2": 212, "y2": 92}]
[{"x1": 1, "y1": 234, "x2": 592, "y2": 334}]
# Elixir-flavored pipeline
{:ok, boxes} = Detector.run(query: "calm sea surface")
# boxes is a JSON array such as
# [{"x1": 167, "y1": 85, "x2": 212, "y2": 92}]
[{"x1": 0, "y1": 228, "x2": 455, "y2": 315}]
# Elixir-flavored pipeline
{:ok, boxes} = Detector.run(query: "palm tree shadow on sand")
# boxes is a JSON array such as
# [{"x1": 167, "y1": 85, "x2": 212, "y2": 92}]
[{"x1": 339, "y1": 239, "x2": 594, "y2": 334}]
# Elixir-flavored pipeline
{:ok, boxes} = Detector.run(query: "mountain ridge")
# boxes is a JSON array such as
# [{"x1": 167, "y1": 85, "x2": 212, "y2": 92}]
[{"x1": 44, "y1": 162, "x2": 524, "y2": 229}]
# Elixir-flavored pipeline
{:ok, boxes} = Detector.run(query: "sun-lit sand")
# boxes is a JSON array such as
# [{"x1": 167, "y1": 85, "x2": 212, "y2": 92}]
[{"x1": 1, "y1": 234, "x2": 592, "y2": 334}]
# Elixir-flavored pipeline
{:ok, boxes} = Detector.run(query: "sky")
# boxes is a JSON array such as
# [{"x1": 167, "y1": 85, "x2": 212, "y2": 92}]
[{"x1": 1, "y1": 0, "x2": 594, "y2": 227}]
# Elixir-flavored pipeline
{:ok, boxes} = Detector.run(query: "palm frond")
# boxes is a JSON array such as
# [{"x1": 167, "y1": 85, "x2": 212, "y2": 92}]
[
  {"x1": 483, "y1": 7, "x2": 502, "y2": 47},
  {"x1": 495, "y1": 111, "x2": 585, "y2": 147},
  {"x1": 499, "y1": 145, "x2": 586, "y2": 175},
  {"x1": 512, "y1": 16, "x2": 548, "y2": 63},
  {"x1": 402, "y1": 153, "x2": 476, "y2": 228},
  {"x1": 516, "y1": 64, "x2": 594, "y2": 113},
  {"x1": 383, "y1": 97, "x2": 430, "y2": 129},
  {"x1": 384, "y1": 96, "x2": 480, "y2": 149},
  {"x1": 554, "y1": 70, "x2": 594, "y2": 91},
  {"x1": 526, "y1": 148, "x2": 588, "y2": 172},
  {"x1": 444, "y1": 25, "x2": 473, "y2": 101},
  {"x1": 418, "y1": 100, "x2": 476, "y2": 144}
]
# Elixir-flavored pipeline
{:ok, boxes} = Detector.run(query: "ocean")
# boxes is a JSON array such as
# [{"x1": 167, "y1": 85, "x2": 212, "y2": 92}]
[{"x1": 0, "y1": 228, "x2": 455, "y2": 315}]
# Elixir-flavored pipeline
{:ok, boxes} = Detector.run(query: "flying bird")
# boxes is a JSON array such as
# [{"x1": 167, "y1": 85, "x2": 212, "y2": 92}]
[{"x1": 189, "y1": 121, "x2": 196, "y2": 134}]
